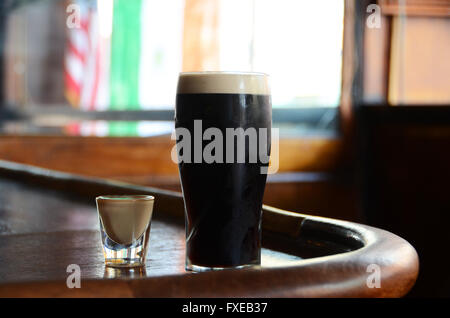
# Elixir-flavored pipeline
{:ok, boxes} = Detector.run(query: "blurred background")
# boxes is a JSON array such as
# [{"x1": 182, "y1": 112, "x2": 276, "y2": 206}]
[
  {"x1": 1, "y1": 0, "x2": 343, "y2": 132},
  {"x1": 0, "y1": 0, "x2": 449, "y2": 296}
]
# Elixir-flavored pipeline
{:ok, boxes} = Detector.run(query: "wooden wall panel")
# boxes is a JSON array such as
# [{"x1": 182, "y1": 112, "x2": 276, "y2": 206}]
[
  {"x1": 388, "y1": 16, "x2": 450, "y2": 104},
  {"x1": 380, "y1": 0, "x2": 450, "y2": 17},
  {"x1": 359, "y1": 107, "x2": 450, "y2": 296},
  {"x1": 0, "y1": 136, "x2": 179, "y2": 179},
  {"x1": 0, "y1": 135, "x2": 345, "y2": 179},
  {"x1": 0, "y1": 135, "x2": 358, "y2": 221},
  {"x1": 182, "y1": 0, "x2": 220, "y2": 71}
]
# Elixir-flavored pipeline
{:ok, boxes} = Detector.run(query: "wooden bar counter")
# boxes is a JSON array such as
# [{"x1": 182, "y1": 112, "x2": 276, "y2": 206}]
[{"x1": 0, "y1": 160, "x2": 418, "y2": 297}]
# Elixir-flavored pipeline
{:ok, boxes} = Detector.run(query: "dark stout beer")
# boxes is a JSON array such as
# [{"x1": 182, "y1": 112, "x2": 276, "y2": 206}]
[{"x1": 175, "y1": 72, "x2": 271, "y2": 270}]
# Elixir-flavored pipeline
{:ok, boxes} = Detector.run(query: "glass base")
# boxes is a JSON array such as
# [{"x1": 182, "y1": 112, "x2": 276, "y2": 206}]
[
  {"x1": 186, "y1": 262, "x2": 260, "y2": 272},
  {"x1": 101, "y1": 235, "x2": 148, "y2": 268},
  {"x1": 105, "y1": 259, "x2": 145, "y2": 268},
  {"x1": 102, "y1": 243, "x2": 147, "y2": 268},
  {"x1": 99, "y1": 219, "x2": 150, "y2": 268}
]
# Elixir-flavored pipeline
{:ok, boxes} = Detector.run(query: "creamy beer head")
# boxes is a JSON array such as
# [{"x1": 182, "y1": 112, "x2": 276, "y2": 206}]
[
  {"x1": 96, "y1": 195, "x2": 154, "y2": 245},
  {"x1": 177, "y1": 72, "x2": 270, "y2": 95}
]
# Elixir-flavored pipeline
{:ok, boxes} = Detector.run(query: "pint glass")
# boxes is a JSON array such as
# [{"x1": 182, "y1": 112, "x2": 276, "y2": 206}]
[{"x1": 175, "y1": 72, "x2": 271, "y2": 271}]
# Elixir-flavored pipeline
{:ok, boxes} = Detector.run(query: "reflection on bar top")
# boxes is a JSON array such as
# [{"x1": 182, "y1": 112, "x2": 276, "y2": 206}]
[
  {"x1": 0, "y1": 121, "x2": 174, "y2": 137},
  {"x1": 0, "y1": 120, "x2": 337, "y2": 138}
]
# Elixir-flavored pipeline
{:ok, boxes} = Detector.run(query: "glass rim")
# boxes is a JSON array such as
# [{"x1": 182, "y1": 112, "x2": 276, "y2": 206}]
[
  {"x1": 178, "y1": 71, "x2": 269, "y2": 77},
  {"x1": 96, "y1": 195, "x2": 155, "y2": 202}
]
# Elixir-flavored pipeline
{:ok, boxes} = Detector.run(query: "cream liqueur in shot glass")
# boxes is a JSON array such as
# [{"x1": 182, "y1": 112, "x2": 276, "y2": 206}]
[{"x1": 96, "y1": 195, "x2": 154, "y2": 267}]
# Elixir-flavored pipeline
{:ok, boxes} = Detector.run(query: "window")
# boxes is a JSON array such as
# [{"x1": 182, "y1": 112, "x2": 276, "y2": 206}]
[{"x1": 1, "y1": 0, "x2": 345, "y2": 136}]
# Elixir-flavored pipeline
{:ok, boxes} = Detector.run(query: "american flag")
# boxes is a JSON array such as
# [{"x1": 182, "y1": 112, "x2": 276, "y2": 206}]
[{"x1": 64, "y1": 0, "x2": 108, "y2": 110}]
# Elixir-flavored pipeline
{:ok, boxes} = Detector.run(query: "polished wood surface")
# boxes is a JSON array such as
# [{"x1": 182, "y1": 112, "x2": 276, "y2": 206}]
[{"x1": 0, "y1": 160, "x2": 418, "y2": 297}]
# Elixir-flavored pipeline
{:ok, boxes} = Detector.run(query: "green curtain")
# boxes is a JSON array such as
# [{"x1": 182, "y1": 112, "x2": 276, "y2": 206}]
[{"x1": 109, "y1": 0, "x2": 142, "y2": 110}]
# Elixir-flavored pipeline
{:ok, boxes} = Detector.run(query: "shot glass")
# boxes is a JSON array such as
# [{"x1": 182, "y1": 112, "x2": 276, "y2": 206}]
[{"x1": 96, "y1": 195, "x2": 154, "y2": 267}]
